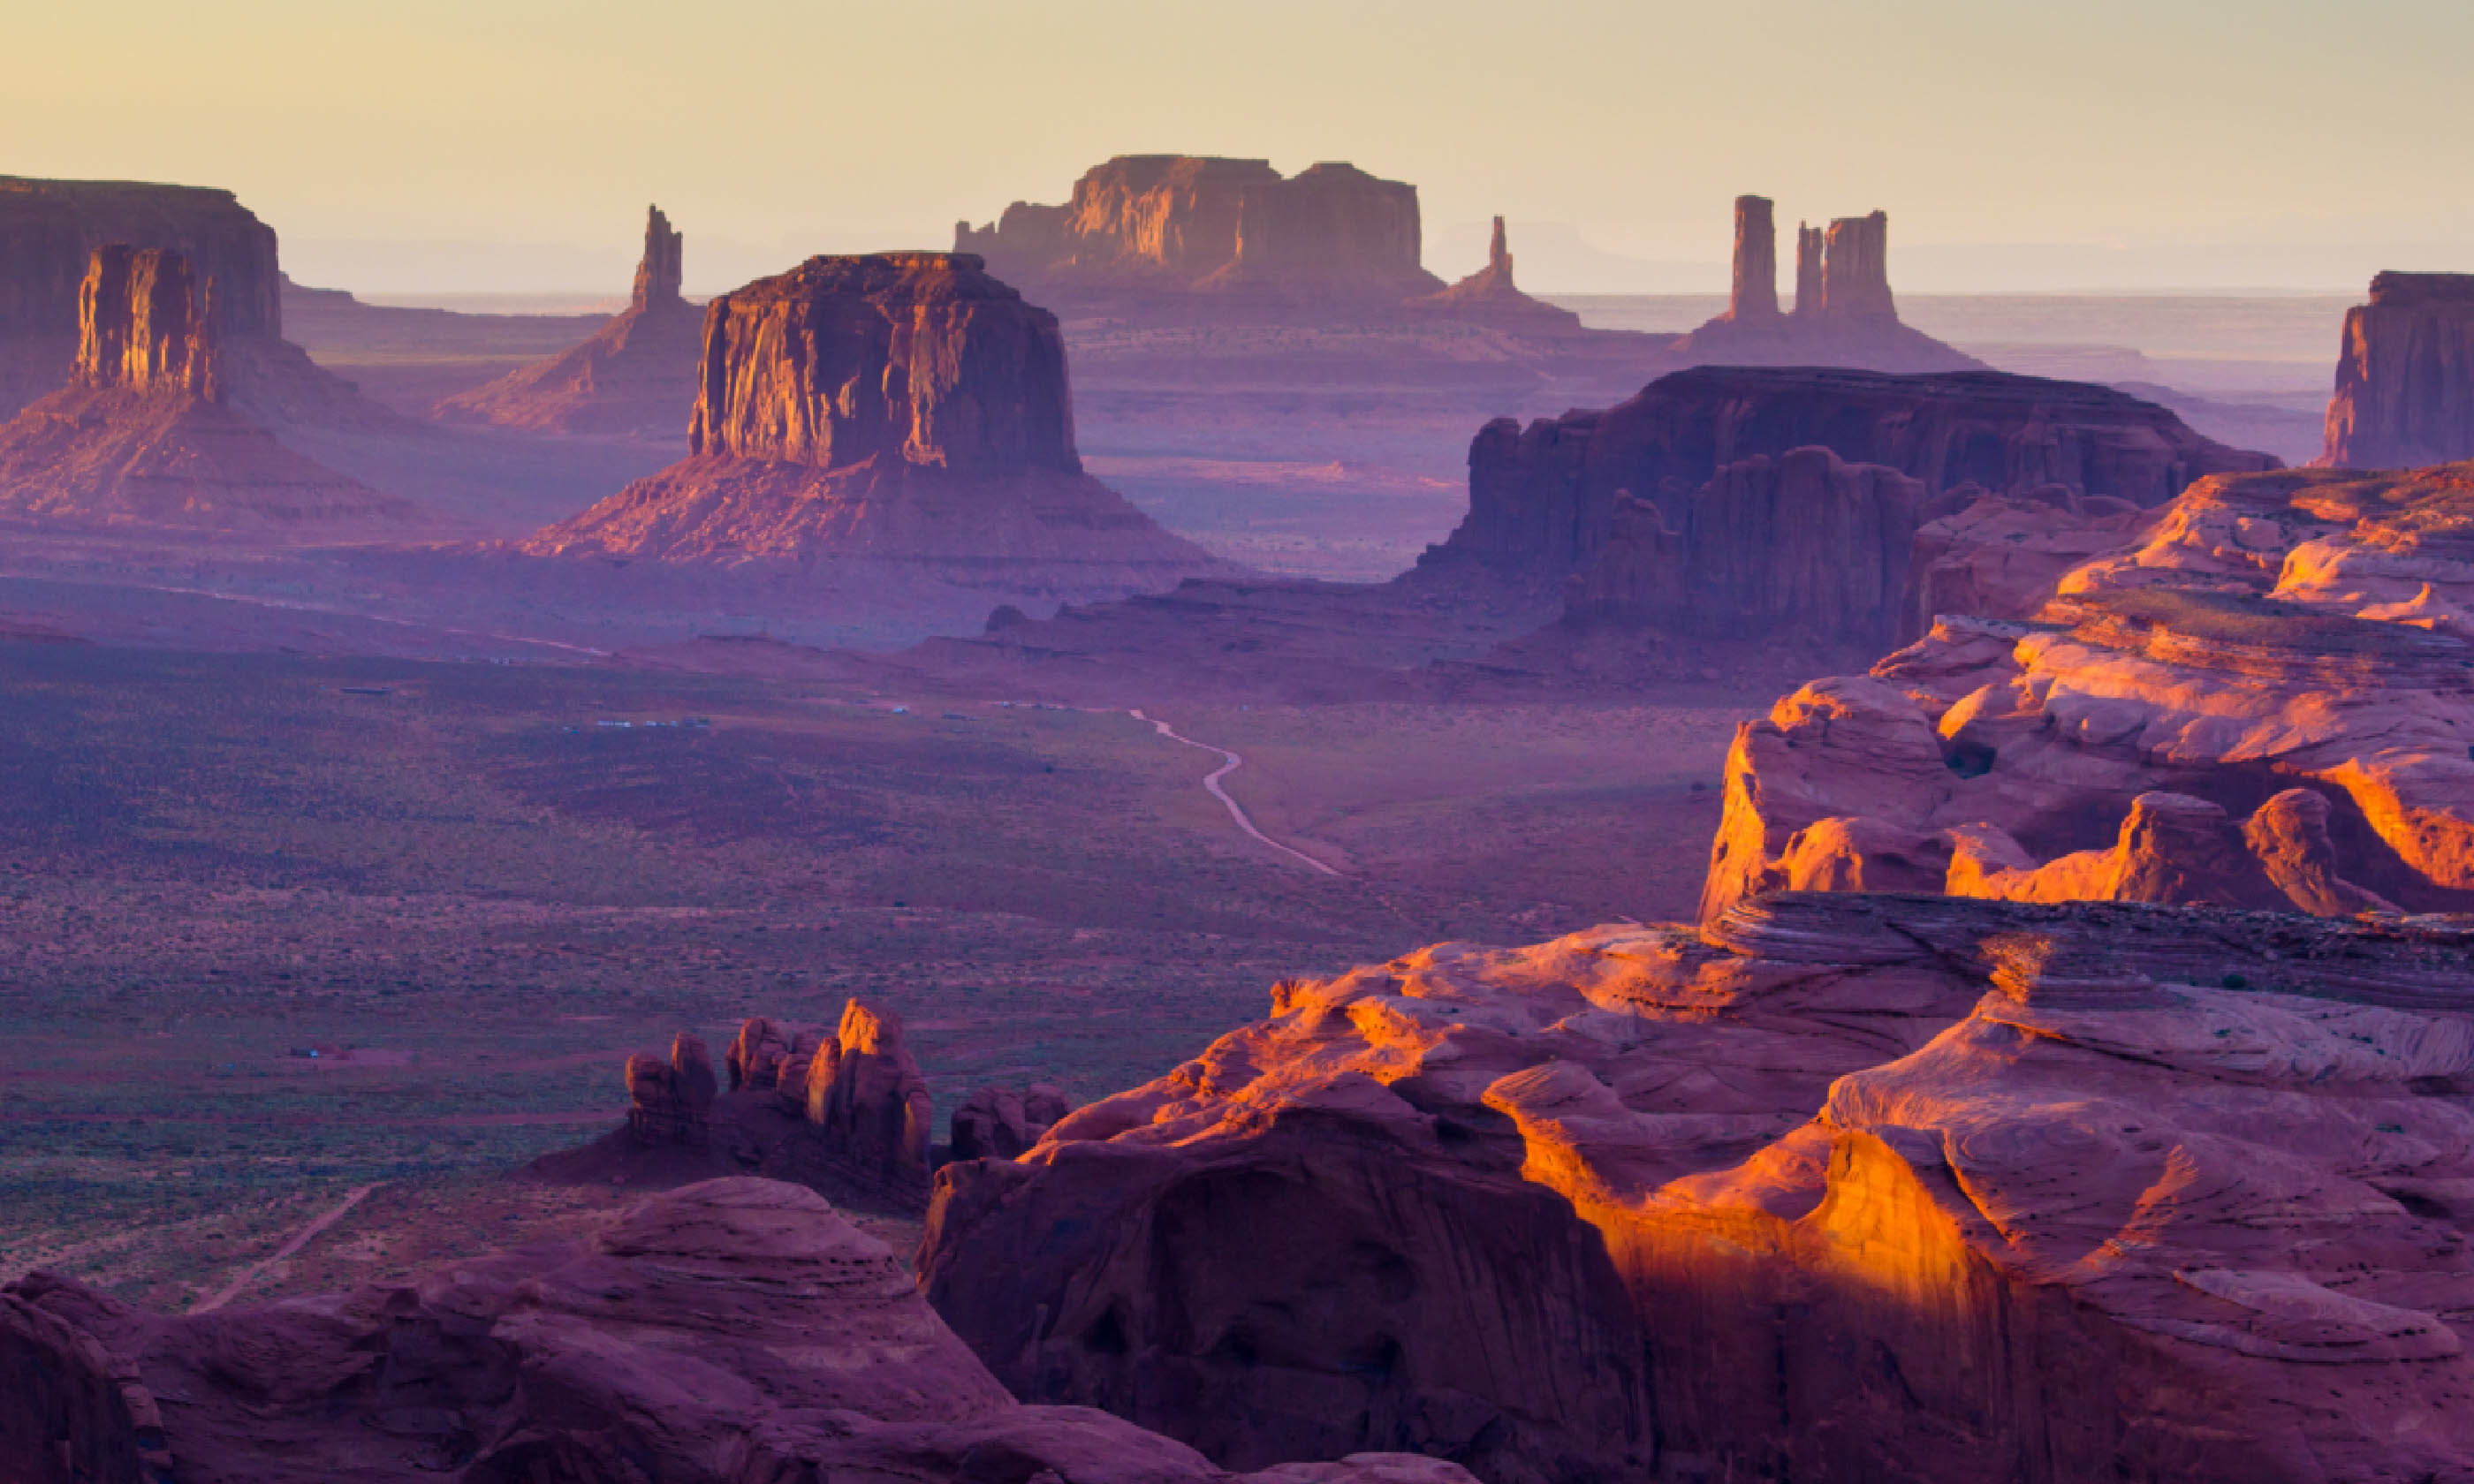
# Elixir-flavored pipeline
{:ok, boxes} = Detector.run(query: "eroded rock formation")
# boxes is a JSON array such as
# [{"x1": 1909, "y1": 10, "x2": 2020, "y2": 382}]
[
  {"x1": 922, "y1": 893, "x2": 2474, "y2": 1484},
  {"x1": 4, "y1": 1177, "x2": 1476, "y2": 1484},
  {"x1": 1423, "y1": 366, "x2": 2275, "y2": 595},
  {"x1": 436, "y1": 205, "x2": 704, "y2": 435},
  {"x1": 0, "y1": 246, "x2": 406, "y2": 534},
  {"x1": 1557, "y1": 445, "x2": 1928, "y2": 656},
  {"x1": 522, "y1": 252, "x2": 1218, "y2": 585},
  {"x1": 543, "y1": 1003, "x2": 1075, "y2": 1213},
  {"x1": 959, "y1": 155, "x2": 1444, "y2": 306},
  {"x1": 1702, "y1": 461, "x2": 2474, "y2": 920},
  {"x1": 1675, "y1": 201, "x2": 1973, "y2": 371},
  {"x1": 2323, "y1": 271, "x2": 2474, "y2": 468},
  {"x1": 1412, "y1": 217, "x2": 1582, "y2": 330}
]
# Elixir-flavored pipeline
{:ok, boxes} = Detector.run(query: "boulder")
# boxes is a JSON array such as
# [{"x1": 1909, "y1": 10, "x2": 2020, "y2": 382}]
[
  {"x1": 2322, "y1": 271, "x2": 2474, "y2": 468},
  {"x1": 922, "y1": 896, "x2": 2474, "y2": 1484},
  {"x1": 2, "y1": 1178, "x2": 1476, "y2": 1483}
]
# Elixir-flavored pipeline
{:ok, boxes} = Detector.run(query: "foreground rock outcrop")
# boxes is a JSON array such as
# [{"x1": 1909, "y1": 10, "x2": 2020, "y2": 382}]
[
  {"x1": 958, "y1": 155, "x2": 1444, "y2": 307},
  {"x1": 1423, "y1": 366, "x2": 2276, "y2": 597},
  {"x1": 535, "y1": 1002, "x2": 1068, "y2": 1214},
  {"x1": 0, "y1": 246, "x2": 407, "y2": 534},
  {"x1": 1702, "y1": 461, "x2": 2474, "y2": 920},
  {"x1": 922, "y1": 892, "x2": 2474, "y2": 1484},
  {"x1": 524, "y1": 252, "x2": 1219, "y2": 590},
  {"x1": 435, "y1": 205, "x2": 704, "y2": 435},
  {"x1": 2324, "y1": 271, "x2": 2474, "y2": 469},
  {"x1": 3, "y1": 1177, "x2": 1476, "y2": 1483}
]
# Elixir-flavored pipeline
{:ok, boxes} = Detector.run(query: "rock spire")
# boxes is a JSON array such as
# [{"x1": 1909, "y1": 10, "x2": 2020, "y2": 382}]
[
  {"x1": 1729, "y1": 195, "x2": 1780, "y2": 321},
  {"x1": 630, "y1": 203, "x2": 683, "y2": 311}
]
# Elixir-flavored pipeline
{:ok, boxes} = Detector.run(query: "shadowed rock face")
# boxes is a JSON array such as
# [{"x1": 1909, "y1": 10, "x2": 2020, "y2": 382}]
[
  {"x1": 2324, "y1": 271, "x2": 2474, "y2": 468},
  {"x1": 687, "y1": 252, "x2": 1080, "y2": 474},
  {"x1": 957, "y1": 155, "x2": 1444, "y2": 301},
  {"x1": 1423, "y1": 367, "x2": 2277, "y2": 594},
  {"x1": 523, "y1": 253, "x2": 1218, "y2": 579},
  {"x1": 2, "y1": 1177, "x2": 1478, "y2": 1484},
  {"x1": 1559, "y1": 445, "x2": 1928, "y2": 655},
  {"x1": 1700, "y1": 462, "x2": 2474, "y2": 921},
  {"x1": 0, "y1": 247, "x2": 405, "y2": 534},
  {"x1": 0, "y1": 177, "x2": 283, "y2": 420},
  {"x1": 1726, "y1": 195, "x2": 1780, "y2": 322},
  {"x1": 435, "y1": 205, "x2": 702, "y2": 436},
  {"x1": 922, "y1": 894, "x2": 2474, "y2": 1484}
]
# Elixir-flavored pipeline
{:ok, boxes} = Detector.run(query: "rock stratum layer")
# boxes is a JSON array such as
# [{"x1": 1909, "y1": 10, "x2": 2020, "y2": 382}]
[
  {"x1": 1424, "y1": 366, "x2": 2276, "y2": 599},
  {"x1": 524, "y1": 253, "x2": 1218, "y2": 586},
  {"x1": 957, "y1": 155, "x2": 1444, "y2": 304},
  {"x1": 2324, "y1": 271, "x2": 2474, "y2": 469},
  {"x1": 2, "y1": 1176, "x2": 1477, "y2": 1484},
  {"x1": 1704, "y1": 460, "x2": 2474, "y2": 920},
  {"x1": 0, "y1": 246, "x2": 406, "y2": 535},
  {"x1": 0, "y1": 175, "x2": 280, "y2": 419},
  {"x1": 435, "y1": 205, "x2": 703, "y2": 435},
  {"x1": 922, "y1": 892, "x2": 2474, "y2": 1484}
]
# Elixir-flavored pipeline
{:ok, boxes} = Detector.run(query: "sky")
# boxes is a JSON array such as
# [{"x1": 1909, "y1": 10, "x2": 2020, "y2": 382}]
[{"x1": 7, "y1": 0, "x2": 2471, "y2": 295}]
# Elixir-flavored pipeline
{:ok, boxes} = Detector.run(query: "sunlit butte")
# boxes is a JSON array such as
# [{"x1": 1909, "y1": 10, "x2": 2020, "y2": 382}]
[{"x1": 8, "y1": 0, "x2": 2473, "y2": 291}]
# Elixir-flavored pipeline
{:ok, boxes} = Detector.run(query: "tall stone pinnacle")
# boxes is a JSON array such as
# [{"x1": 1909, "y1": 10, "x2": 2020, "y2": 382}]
[
  {"x1": 1729, "y1": 196, "x2": 1780, "y2": 321},
  {"x1": 631, "y1": 205, "x2": 684, "y2": 311},
  {"x1": 1793, "y1": 223, "x2": 1825, "y2": 318}
]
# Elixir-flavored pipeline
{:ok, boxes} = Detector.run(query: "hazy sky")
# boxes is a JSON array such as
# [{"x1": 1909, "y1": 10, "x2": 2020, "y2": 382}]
[{"x1": 9, "y1": 0, "x2": 2471, "y2": 293}]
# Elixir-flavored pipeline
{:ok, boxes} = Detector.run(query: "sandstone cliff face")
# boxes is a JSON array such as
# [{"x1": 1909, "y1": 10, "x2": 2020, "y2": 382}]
[
  {"x1": 2323, "y1": 271, "x2": 2474, "y2": 468},
  {"x1": 524, "y1": 253, "x2": 1218, "y2": 581},
  {"x1": 0, "y1": 177, "x2": 282, "y2": 420},
  {"x1": 435, "y1": 204, "x2": 703, "y2": 436},
  {"x1": 3, "y1": 1177, "x2": 1476, "y2": 1484},
  {"x1": 1559, "y1": 445, "x2": 1927, "y2": 655},
  {"x1": 1725, "y1": 195, "x2": 1780, "y2": 322},
  {"x1": 1423, "y1": 367, "x2": 2276, "y2": 593},
  {"x1": 0, "y1": 247, "x2": 406, "y2": 534},
  {"x1": 923, "y1": 894, "x2": 2474, "y2": 1484},
  {"x1": 1701, "y1": 462, "x2": 2474, "y2": 921},
  {"x1": 957, "y1": 155, "x2": 1444, "y2": 301}
]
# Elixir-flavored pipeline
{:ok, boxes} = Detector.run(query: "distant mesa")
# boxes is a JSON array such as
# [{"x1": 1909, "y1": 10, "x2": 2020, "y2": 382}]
[
  {"x1": 958, "y1": 154, "x2": 1442, "y2": 304},
  {"x1": 0, "y1": 245, "x2": 412, "y2": 535},
  {"x1": 523, "y1": 251, "x2": 1221, "y2": 589},
  {"x1": 0, "y1": 175, "x2": 398, "y2": 433},
  {"x1": 1422, "y1": 365, "x2": 2277, "y2": 603},
  {"x1": 435, "y1": 204, "x2": 704, "y2": 436},
  {"x1": 1668, "y1": 195, "x2": 1980, "y2": 373},
  {"x1": 2322, "y1": 271, "x2": 2474, "y2": 468}
]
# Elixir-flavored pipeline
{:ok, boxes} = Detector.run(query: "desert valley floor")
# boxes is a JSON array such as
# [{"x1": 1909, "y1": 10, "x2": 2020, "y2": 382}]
[{"x1": 0, "y1": 644, "x2": 1749, "y2": 1310}]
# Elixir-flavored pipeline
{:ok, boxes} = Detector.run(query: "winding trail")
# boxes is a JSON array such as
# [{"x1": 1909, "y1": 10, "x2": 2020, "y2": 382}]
[
  {"x1": 1130, "y1": 708, "x2": 1343, "y2": 877},
  {"x1": 192, "y1": 1182, "x2": 382, "y2": 1314}
]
